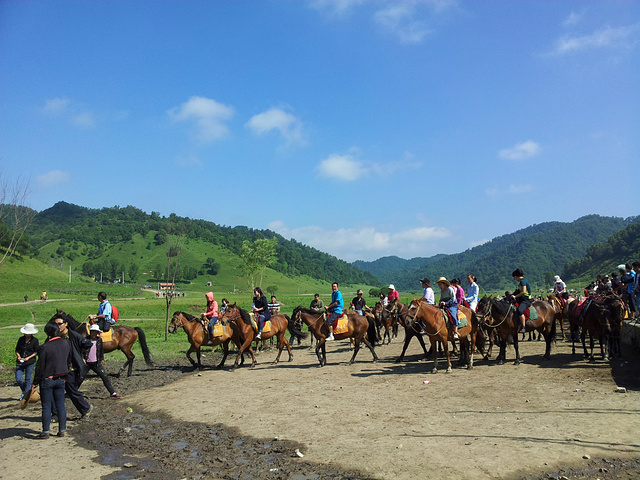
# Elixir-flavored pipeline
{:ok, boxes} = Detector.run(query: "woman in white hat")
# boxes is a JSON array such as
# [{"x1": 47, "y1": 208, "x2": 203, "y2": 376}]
[
  {"x1": 553, "y1": 275, "x2": 567, "y2": 306},
  {"x1": 436, "y1": 277, "x2": 459, "y2": 339},
  {"x1": 15, "y1": 323, "x2": 39, "y2": 401},
  {"x1": 387, "y1": 284, "x2": 399, "y2": 305}
]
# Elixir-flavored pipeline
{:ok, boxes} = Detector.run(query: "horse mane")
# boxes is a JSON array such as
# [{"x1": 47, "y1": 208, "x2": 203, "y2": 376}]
[
  {"x1": 229, "y1": 304, "x2": 253, "y2": 325},
  {"x1": 174, "y1": 311, "x2": 199, "y2": 322},
  {"x1": 490, "y1": 297, "x2": 513, "y2": 316},
  {"x1": 292, "y1": 305, "x2": 320, "y2": 316},
  {"x1": 50, "y1": 309, "x2": 82, "y2": 330}
]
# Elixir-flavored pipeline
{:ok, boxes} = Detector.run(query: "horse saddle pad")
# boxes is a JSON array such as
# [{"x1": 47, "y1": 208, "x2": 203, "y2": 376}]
[
  {"x1": 442, "y1": 310, "x2": 468, "y2": 329},
  {"x1": 515, "y1": 304, "x2": 538, "y2": 321},
  {"x1": 261, "y1": 321, "x2": 271, "y2": 334},
  {"x1": 334, "y1": 315, "x2": 348, "y2": 334},
  {"x1": 212, "y1": 323, "x2": 224, "y2": 337}
]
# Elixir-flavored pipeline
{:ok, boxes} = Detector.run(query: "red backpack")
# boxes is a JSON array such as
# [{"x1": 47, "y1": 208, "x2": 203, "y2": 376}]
[{"x1": 111, "y1": 304, "x2": 119, "y2": 322}]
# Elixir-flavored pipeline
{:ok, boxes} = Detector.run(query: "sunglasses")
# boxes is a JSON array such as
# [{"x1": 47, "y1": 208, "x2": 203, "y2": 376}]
[{"x1": 55, "y1": 321, "x2": 65, "y2": 326}]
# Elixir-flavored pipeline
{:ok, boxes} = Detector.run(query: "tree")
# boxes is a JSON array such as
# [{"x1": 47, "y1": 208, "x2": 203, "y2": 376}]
[
  {"x1": 164, "y1": 233, "x2": 185, "y2": 341},
  {"x1": 266, "y1": 285, "x2": 278, "y2": 296},
  {"x1": 128, "y1": 263, "x2": 139, "y2": 281},
  {"x1": 240, "y1": 238, "x2": 277, "y2": 290},
  {"x1": 203, "y1": 257, "x2": 220, "y2": 275},
  {"x1": 0, "y1": 176, "x2": 34, "y2": 269}
]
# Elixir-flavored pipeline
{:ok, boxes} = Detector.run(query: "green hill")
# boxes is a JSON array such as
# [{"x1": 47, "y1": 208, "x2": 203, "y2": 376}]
[
  {"x1": 563, "y1": 219, "x2": 640, "y2": 284},
  {"x1": 354, "y1": 215, "x2": 637, "y2": 292},
  {"x1": 25, "y1": 202, "x2": 380, "y2": 290}
]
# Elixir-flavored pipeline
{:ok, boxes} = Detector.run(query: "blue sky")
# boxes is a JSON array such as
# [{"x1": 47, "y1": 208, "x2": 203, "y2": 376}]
[{"x1": 1, "y1": 1, "x2": 638, "y2": 262}]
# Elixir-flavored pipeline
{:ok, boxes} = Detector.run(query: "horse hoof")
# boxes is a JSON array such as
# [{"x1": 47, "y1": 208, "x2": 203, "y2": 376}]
[
  {"x1": 467, "y1": 365, "x2": 473, "y2": 370},
  {"x1": 497, "y1": 360, "x2": 504, "y2": 365},
  {"x1": 513, "y1": 360, "x2": 520, "y2": 366},
  {"x1": 446, "y1": 367, "x2": 452, "y2": 373},
  {"x1": 431, "y1": 368, "x2": 438, "y2": 374}
]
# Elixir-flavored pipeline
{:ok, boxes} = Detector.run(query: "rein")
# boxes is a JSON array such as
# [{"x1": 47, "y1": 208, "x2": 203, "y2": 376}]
[
  {"x1": 483, "y1": 301, "x2": 514, "y2": 329},
  {"x1": 407, "y1": 301, "x2": 446, "y2": 337}
]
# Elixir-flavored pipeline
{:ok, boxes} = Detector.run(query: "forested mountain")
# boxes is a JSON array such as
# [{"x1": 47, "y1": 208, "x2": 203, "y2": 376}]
[
  {"x1": 354, "y1": 215, "x2": 637, "y2": 292},
  {"x1": 26, "y1": 202, "x2": 380, "y2": 286},
  {"x1": 563, "y1": 219, "x2": 640, "y2": 282}
]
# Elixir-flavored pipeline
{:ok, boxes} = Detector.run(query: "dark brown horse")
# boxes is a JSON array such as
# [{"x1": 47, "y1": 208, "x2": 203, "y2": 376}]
[
  {"x1": 168, "y1": 311, "x2": 241, "y2": 370},
  {"x1": 580, "y1": 299, "x2": 612, "y2": 362},
  {"x1": 546, "y1": 295, "x2": 567, "y2": 340},
  {"x1": 219, "y1": 304, "x2": 307, "y2": 368},
  {"x1": 379, "y1": 302, "x2": 406, "y2": 344},
  {"x1": 52, "y1": 310, "x2": 153, "y2": 377},
  {"x1": 475, "y1": 297, "x2": 556, "y2": 365},
  {"x1": 291, "y1": 306, "x2": 378, "y2": 367},
  {"x1": 601, "y1": 295, "x2": 624, "y2": 359}
]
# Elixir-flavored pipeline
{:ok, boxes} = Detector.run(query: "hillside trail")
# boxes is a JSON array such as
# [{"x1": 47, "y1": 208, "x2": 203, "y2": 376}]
[{"x1": 1, "y1": 333, "x2": 638, "y2": 480}]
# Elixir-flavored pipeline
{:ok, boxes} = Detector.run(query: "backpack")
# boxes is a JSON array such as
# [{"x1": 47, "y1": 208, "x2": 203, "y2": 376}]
[{"x1": 111, "y1": 304, "x2": 119, "y2": 322}]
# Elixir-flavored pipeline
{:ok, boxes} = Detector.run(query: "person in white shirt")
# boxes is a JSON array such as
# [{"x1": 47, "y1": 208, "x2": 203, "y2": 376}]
[{"x1": 420, "y1": 278, "x2": 435, "y2": 305}]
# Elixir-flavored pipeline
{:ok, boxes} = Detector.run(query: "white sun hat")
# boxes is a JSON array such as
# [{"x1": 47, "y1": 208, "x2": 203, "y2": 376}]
[{"x1": 20, "y1": 323, "x2": 38, "y2": 335}]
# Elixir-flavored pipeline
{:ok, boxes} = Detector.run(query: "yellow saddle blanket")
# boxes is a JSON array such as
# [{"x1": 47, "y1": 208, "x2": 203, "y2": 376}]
[
  {"x1": 212, "y1": 323, "x2": 224, "y2": 337},
  {"x1": 248, "y1": 313, "x2": 271, "y2": 334},
  {"x1": 334, "y1": 315, "x2": 348, "y2": 335}
]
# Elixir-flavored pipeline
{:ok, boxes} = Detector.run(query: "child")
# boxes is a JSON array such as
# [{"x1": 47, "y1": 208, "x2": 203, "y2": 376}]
[
  {"x1": 85, "y1": 324, "x2": 121, "y2": 398},
  {"x1": 15, "y1": 323, "x2": 39, "y2": 401}
]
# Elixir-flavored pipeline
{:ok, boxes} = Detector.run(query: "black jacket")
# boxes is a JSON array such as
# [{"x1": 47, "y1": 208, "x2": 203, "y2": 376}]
[
  {"x1": 33, "y1": 337, "x2": 71, "y2": 385},
  {"x1": 67, "y1": 329, "x2": 92, "y2": 377}
]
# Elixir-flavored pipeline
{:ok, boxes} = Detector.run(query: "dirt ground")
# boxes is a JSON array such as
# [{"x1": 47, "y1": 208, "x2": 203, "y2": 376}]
[{"x1": 1, "y1": 331, "x2": 639, "y2": 480}]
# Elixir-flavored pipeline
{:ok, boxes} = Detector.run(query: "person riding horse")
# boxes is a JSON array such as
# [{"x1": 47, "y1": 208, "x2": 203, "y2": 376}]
[
  {"x1": 510, "y1": 268, "x2": 533, "y2": 333},
  {"x1": 436, "y1": 277, "x2": 459, "y2": 339},
  {"x1": 201, "y1": 292, "x2": 219, "y2": 339},
  {"x1": 324, "y1": 282, "x2": 343, "y2": 341}
]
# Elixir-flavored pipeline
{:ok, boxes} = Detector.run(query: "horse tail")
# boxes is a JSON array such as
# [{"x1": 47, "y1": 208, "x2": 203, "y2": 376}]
[
  {"x1": 366, "y1": 317, "x2": 377, "y2": 346},
  {"x1": 134, "y1": 327, "x2": 154, "y2": 366},
  {"x1": 287, "y1": 314, "x2": 309, "y2": 341}
]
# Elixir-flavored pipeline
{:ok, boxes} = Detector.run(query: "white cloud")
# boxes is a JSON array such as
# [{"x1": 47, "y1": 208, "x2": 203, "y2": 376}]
[
  {"x1": 309, "y1": 0, "x2": 365, "y2": 17},
  {"x1": 246, "y1": 108, "x2": 305, "y2": 146},
  {"x1": 37, "y1": 170, "x2": 70, "y2": 187},
  {"x1": 550, "y1": 23, "x2": 640, "y2": 55},
  {"x1": 470, "y1": 238, "x2": 490, "y2": 248},
  {"x1": 168, "y1": 96, "x2": 235, "y2": 143},
  {"x1": 373, "y1": 3, "x2": 431, "y2": 44},
  {"x1": 73, "y1": 112, "x2": 96, "y2": 128},
  {"x1": 485, "y1": 184, "x2": 534, "y2": 196},
  {"x1": 508, "y1": 184, "x2": 533, "y2": 194},
  {"x1": 42, "y1": 98, "x2": 70, "y2": 115},
  {"x1": 317, "y1": 149, "x2": 423, "y2": 181},
  {"x1": 318, "y1": 153, "x2": 363, "y2": 181},
  {"x1": 268, "y1": 221, "x2": 451, "y2": 262},
  {"x1": 498, "y1": 140, "x2": 541, "y2": 160},
  {"x1": 562, "y1": 10, "x2": 585, "y2": 28}
]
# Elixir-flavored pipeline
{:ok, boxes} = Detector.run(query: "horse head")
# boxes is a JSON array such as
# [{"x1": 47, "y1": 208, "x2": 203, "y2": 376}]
[{"x1": 168, "y1": 311, "x2": 187, "y2": 333}]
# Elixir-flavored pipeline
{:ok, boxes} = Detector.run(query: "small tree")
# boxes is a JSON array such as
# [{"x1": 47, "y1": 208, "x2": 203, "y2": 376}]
[
  {"x1": 266, "y1": 285, "x2": 278, "y2": 296},
  {"x1": 0, "y1": 176, "x2": 34, "y2": 269},
  {"x1": 164, "y1": 233, "x2": 185, "y2": 341},
  {"x1": 240, "y1": 238, "x2": 277, "y2": 290}
]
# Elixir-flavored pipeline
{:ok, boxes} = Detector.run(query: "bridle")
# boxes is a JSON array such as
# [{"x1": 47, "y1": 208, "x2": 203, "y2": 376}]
[
  {"x1": 406, "y1": 300, "x2": 446, "y2": 337},
  {"x1": 476, "y1": 299, "x2": 513, "y2": 329}
]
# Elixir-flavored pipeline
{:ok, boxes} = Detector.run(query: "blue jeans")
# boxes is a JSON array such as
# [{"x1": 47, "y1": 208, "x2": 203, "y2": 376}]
[
  {"x1": 15, "y1": 362, "x2": 34, "y2": 397},
  {"x1": 447, "y1": 306, "x2": 459, "y2": 326},
  {"x1": 257, "y1": 314, "x2": 266, "y2": 333},
  {"x1": 40, "y1": 377, "x2": 67, "y2": 434}
]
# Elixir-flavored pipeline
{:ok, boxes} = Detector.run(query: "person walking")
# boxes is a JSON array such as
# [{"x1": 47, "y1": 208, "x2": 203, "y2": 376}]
[
  {"x1": 85, "y1": 324, "x2": 121, "y2": 398},
  {"x1": 33, "y1": 322, "x2": 70, "y2": 439},
  {"x1": 15, "y1": 323, "x2": 39, "y2": 401},
  {"x1": 50, "y1": 314, "x2": 93, "y2": 420}
]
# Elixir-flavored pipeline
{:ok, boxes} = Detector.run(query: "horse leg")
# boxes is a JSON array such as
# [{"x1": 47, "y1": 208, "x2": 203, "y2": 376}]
[
  {"x1": 543, "y1": 329, "x2": 552, "y2": 359},
  {"x1": 347, "y1": 337, "x2": 361, "y2": 365},
  {"x1": 513, "y1": 333, "x2": 521, "y2": 365},
  {"x1": 468, "y1": 333, "x2": 476, "y2": 370},
  {"x1": 186, "y1": 344, "x2": 197, "y2": 367},
  {"x1": 443, "y1": 336, "x2": 452, "y2": 373},
  {"x1": 497, "y1": 338, "x2": 506, "y2": 365},
  {"x1": 363, "y1": 337, "x2": 378, "y2": 362},
  {"x1": 315, "y1": 342, "x2": 324, "y2": 366},
  {"x1": 216, "y1": 341, "x2": 229, "y2": 369},
  {"x1": 396, "y1": 331, "x2": 413, "y2": 362},
  {"x1": 431, "y1": 339, "x2": 439, "y2": 374}
]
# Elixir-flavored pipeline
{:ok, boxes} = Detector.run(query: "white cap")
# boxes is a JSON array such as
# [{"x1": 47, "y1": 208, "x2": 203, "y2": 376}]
[
  {"x1": 89, "y1": 324, "x2": 101, "y2": 331},
  {"x1": 388, "y1": 284, "x2": 395, "y2": 290}
]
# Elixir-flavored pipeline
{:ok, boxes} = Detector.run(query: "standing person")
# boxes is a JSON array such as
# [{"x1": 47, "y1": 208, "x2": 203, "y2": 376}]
[
  {"x1": 420, "y1": 278, "x2": 435, "y2": 305},
  {"x1": 436, "y1": 277, "x2": 459, "y2": 339},
  {"x1": 511, "y1": 268, "x2": 533, "y2": 333},
  {"x1": 252, "y1": 287, "x2": 271, "y2": 340},
  {"x1": 24, "y1": 294, "x2": 28, "y2": 302},
  {"x1": 611, "y1": 272, "x2": 621, "y2": 294},
  {"x1": 15, "y1": 323, "x2": 40, "y2": 401},
  {"x1": 350, "y1": 289, "x2": 367, "y2": 315},
  {"x1": 310, "y1": 293, "x2": 324, "y2": 313},
  {"x1": 632, "y1": 262, "x2": 640, "y2": 318},
  {"x1": 324, "y1": 282, "x2": 343, "y2": 341},
  {"x1": 623, "y1": 263, "x2": 636, "y2": 317},
  {"x1": 88, "y1": 292, "x2": 114, "y2": 332},
  {"x1": 85, "y1": 325, "x2": 121, "y2": 398},
  {"x1": 50, "y1": 314, "x2": 93, "y2": 420},
  {"x1": 465, "y1": 274, "x2": 479, "y2": 311},
  {"x1": 202, "y1": 292, "x2": 219, "y2": 339},
  {"x1": 33, "y1": 322, "x2": 70, "y2": 439},
  {"x1": 268, "y1": 296, "x2": 281, "y2": 315},
  {"x1": 387, "y1": 284, "x2": 399, "y2": 305}
]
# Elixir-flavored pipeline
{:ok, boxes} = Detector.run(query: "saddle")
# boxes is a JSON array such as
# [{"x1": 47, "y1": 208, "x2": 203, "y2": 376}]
[
  {"x1": 515, "y1": 303, "x2": 538, "y2": 321},
  {"x1": 441, "y1": 309, "x2": 468, "y2": 329},
  {"x1": 333, "y1": 314, "x2": 349, "y2": 334}
]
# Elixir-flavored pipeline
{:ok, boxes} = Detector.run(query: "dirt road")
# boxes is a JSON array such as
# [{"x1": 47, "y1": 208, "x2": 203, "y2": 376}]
[{"x1": 1, "y1": 334, "x2": 638, "y2": 479}]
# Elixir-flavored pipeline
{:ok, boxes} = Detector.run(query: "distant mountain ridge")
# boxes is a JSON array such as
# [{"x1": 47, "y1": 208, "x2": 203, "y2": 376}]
[{"x1": 354, "y1": 215, "x2": 638, "y2": 292}]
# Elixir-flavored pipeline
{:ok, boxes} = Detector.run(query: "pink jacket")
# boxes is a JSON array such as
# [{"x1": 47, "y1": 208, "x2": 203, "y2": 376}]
[{"x1": 204, "y1": 292, "x2": 219, "y2": 318}]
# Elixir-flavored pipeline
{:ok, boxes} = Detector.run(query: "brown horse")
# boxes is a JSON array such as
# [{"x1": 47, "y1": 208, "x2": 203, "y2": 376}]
[
  {"x1": 379, "y1": 302, "x2": 406, "y2": 344},
  {"x1": 601, "y1": 295, "x2": 624, "y2": 359},
  {"x1": 291, "y1": 306, "x2": 378, "y2": 367},
  {"x1": 52, "y1": 310, "x2": 153, "y2": 377},
  {"x1": 168, "y1": 311, "x2": 241, "y2": 370},
  {"x1": 401, "y1": 299, "x2": 451, "y2": 373},
  {"x1": 475, "y1": 297, "x2": 556, "y2": 365},
  {"x1": 219, "y1": 304, "x2": 307, "y2": 368},
  {"x1": 580, "y1": 300, "x2": 612, "y2": 362}
]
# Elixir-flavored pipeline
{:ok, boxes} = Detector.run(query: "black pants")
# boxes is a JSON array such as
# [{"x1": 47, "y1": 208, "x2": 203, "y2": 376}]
[
  {"x1": 55, "y1": 369, "x2": 91, "y2": 416},
  {"x1": 86, "y1": 362, "x2": 115, "y2": 396}
]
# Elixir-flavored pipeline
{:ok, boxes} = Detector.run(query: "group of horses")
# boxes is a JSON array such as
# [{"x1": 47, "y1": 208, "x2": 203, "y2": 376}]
[{"x1": 48, "y1": 290, "x2": 625, "y2": 377}]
